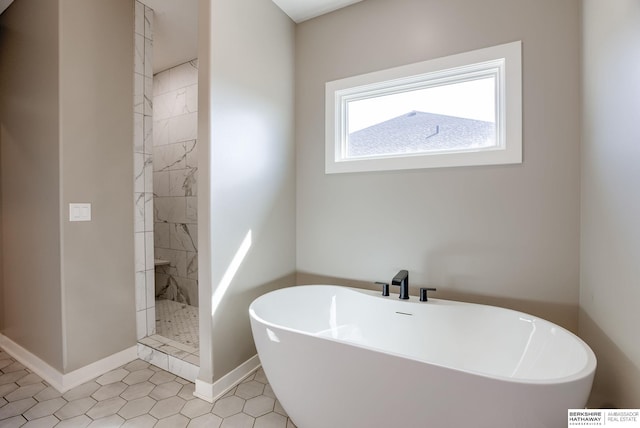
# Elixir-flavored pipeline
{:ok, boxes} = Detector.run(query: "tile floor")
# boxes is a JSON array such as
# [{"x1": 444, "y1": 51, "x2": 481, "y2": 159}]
[
  {"x1": 0, "y1": 348, "x2": 297, "y2": 428},
  {"x1": 154, "y1": 300, "x2": 199, "y2": 350}
]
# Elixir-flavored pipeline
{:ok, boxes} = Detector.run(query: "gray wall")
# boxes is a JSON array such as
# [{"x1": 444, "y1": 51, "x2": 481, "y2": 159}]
[
  {"x1": 0, "y1": 0, "x2": 136, "y2": 373},
  {"x1": 295, "y1": 0, "x2": 582, "y2": 331},
  {"x1": 198, "y1": 0, "x2": 296, "y2": 382},
  {"x1": 0, "y1": 0, "x2": 64, "y2": 371},
  {"x1": 580, "y1": 0, "x2": 640, "y2": 408},
  {"x1": 59, "y1": 0, "x2": 136, "y2": 372}
]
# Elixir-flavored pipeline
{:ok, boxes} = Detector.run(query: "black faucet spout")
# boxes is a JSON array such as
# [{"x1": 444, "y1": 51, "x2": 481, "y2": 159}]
[{"x1": 392, "y1": 270, "x2": 409, "y2": 299}]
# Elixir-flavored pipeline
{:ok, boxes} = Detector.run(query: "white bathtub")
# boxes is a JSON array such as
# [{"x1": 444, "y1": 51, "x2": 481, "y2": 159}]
[{"x1": 249, "y1": 285, "x2": 596, "y2": 428}]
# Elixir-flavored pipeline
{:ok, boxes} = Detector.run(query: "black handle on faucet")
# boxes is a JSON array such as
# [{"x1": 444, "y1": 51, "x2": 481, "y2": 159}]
[
  {"x1": 419, "y1": 287, "x2": 437, "y2": 302},
  {"x1": 375, "y1": 281, "x2": 390, "y2": 297}
]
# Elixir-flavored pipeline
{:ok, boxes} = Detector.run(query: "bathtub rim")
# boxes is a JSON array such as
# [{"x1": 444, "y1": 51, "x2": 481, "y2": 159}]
[{"x1": 249, "y1": 284, "x2": 597, "y2": 386}]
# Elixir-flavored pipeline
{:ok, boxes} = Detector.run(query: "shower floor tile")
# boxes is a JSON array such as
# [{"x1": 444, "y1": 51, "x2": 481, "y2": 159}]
[{"x1": 155, "y1": 299, "x2": 199, "y2": 350}]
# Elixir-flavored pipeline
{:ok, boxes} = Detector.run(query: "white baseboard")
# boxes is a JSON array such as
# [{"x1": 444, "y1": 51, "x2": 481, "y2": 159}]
[
  {"x1": 194, "y1": 378, "x2": 215, "y2": 402},
  {"x1": 194, "y1": 354, "x2": 260, "y2": 403},
  {"x1": 0, "y1": 334, "x2": 137, "y2": 393}
]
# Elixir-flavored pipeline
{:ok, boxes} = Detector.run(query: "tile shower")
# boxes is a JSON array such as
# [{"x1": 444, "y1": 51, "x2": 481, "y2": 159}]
[
  {"x1": 152, "y1": 60, "x2": 199, "y2": 348},
  {"x1": 152, "y1": 61, "x2": 199, "y2": 308},
  {"x1": 133, "y1": 0, "x2": 200, "y2": 381},
  {"x1": 133, "y1": 0, "x2": 155, "y2": 342}
]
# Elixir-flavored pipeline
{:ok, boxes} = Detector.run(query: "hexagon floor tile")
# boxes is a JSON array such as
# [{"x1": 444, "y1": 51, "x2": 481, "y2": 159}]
[{"x1": 0, "y1": 347, "x2": 297, "y2": 428}]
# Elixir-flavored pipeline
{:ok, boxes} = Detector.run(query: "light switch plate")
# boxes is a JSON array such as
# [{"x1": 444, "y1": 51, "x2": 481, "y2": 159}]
[{"x1": 69, "y1": 203, "x2": 91, "y2": 222}]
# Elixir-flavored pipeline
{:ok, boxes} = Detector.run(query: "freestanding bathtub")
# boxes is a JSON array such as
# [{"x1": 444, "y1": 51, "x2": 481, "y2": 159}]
[{"x1": 249, "y1": 285, "x2": 596, "y2": 428}]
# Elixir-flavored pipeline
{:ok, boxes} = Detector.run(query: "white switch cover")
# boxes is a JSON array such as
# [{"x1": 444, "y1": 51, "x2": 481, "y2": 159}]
[{"x1": 69, "y1": 203, "x2": 91, "y2": 222}]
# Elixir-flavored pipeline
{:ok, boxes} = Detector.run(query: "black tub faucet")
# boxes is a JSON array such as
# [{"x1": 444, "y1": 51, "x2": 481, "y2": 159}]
[{"x1": 392, "y1": 270, "x2": 409, "y2": 299}]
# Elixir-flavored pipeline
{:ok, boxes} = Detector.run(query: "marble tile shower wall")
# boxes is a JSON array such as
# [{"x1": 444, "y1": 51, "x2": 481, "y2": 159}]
[
  {"x1": 133, "y1": 0, "x2": 156, "y2": 340},
  {"x1": 152, "y1": 61, "x2": 199, "y2": 307}
]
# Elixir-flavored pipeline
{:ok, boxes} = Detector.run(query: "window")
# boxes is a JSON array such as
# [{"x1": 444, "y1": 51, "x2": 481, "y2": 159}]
[{"x1": 325, "y1": 41, "x2": 522, "y2": 173}]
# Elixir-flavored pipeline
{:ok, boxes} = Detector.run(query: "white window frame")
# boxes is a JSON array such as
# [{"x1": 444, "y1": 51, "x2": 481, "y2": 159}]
[{"x1": 325, "y1": 41, "x2": 522, "y2": 174}]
